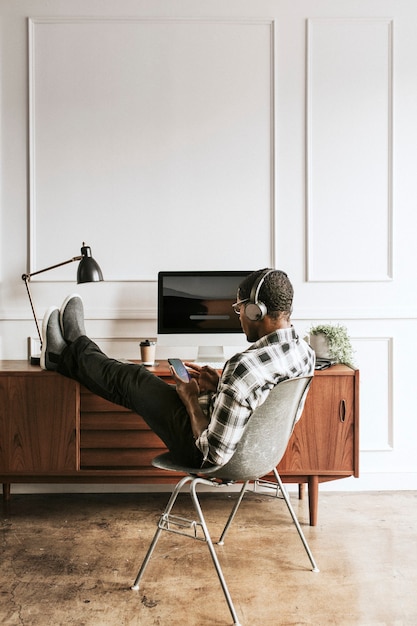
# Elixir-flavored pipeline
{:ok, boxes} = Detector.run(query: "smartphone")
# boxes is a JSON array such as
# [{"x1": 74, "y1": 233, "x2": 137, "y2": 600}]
[{"x1": 168, "y1": 358, "x2": 191, "y2": 383}]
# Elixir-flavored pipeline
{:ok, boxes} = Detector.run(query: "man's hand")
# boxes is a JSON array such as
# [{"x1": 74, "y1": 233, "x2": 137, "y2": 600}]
[
  {"x1": 183, "y1": 362, "x2": 220, "y2": 393},
  {"x1": 169, "y1": 366, "x2": 200, "y2": 403},
  {"x1": 169, "y1": 366, "x2": 210, "y2": 440}
]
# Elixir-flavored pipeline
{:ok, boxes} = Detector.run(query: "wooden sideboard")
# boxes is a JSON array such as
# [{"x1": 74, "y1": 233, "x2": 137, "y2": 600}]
[{"x1": 0, "y1": 360, "x2": 359, "y2": 525}]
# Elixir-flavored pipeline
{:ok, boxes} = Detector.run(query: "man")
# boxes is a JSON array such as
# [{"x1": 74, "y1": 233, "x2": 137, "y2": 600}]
[{"x1": 41, "y1": 268, "x2": 315, "y2": 468}]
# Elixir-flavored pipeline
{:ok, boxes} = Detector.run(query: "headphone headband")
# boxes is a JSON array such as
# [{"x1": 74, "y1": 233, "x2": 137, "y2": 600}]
[{"x1": 245, "y1": 268, "x2": 275, "y2": 321}]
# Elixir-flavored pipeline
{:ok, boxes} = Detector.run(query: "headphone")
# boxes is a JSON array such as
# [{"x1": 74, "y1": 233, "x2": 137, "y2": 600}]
[{"x1": 244, "y1": 269, "x2": 276, "y2": 321}]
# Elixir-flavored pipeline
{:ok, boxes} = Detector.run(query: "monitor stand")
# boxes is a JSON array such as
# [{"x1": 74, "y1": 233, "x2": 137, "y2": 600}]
[{"x1": 196, "y1": 345, "x2": 225, "y2": 364}]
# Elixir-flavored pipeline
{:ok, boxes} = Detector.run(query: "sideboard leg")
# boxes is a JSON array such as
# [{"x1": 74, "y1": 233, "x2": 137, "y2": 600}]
[
  {"x1": 2, "y1": 483, "x2": 11, "y2": 501},
  {"x1": 308, "y1": 476, "x2": 319, "y2": 526},
  {"x1": 298, "y1": 483, "x2": 305, "y2": 500}
]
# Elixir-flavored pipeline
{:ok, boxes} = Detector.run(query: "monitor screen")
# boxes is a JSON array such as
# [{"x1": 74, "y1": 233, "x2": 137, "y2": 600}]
[{"x1": 157, "y1": 271, "x2": 252, "y2": 335}]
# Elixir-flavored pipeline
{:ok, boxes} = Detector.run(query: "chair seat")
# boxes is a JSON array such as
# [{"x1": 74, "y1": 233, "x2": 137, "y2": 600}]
[
  {"x1": 152, "y1": 453, "x2": 244, "y2": 484},
  {"x1": 152, "y1": 452, "x2": 222, "y2": 477}
]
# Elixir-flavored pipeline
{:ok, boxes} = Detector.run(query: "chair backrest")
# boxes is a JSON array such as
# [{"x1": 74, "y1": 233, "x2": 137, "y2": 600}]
[{"x1": 210, "y1": 376, "x2": 312, "y2": 482}]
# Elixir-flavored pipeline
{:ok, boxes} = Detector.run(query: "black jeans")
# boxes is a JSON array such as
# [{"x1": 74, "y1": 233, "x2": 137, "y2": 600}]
[{"x1": 57, "y1": 336, "x2": 203, "y2": 467}]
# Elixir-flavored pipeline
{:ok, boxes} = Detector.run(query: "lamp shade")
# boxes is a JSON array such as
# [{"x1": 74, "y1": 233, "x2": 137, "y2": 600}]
[{"x1": 76, "y1": 244, "x2": 104, "y2": 284}]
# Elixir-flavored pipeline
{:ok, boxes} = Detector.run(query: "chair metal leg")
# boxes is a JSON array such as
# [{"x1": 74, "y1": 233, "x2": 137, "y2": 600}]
[
  {"x1": 131, "y1": 475, "x2": 242, "y2": 625},
  {"x1": 217, "y1": 480, "x2": 249, "y2": 545},
  {"x1": 132, "y1": 471, "x2": 316, "y2": 625},
  {"x1": 272, "y1": 469, "x2": 320, "y2": 572},
  {"x1": 190, "y1": 479, "x2": 242, "y2": 626},
  {"x1": 131, "y1": 475, "x2": 193, "y2": 590}
]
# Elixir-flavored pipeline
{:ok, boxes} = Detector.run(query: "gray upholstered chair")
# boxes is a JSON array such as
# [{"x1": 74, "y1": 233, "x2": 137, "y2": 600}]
[{"x1": 131, "y1": 376, "x2": 318, "y2": 626}]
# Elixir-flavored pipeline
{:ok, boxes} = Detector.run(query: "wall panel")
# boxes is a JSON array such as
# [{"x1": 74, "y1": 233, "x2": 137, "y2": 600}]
[
  {"x1": 353, "y1": 337, "x2": 393, "y2": 451},
  {"x1": 306, "y1": 18, "x2": 393, "y2": 282},
  {"x1": 29, "y1": 17, "x2": 275, "y2": 281}
]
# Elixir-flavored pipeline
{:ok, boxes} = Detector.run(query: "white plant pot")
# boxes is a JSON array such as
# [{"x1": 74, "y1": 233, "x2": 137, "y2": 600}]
[{"x1": 309, "y1": 333, "x2": 331, "y2": 359}]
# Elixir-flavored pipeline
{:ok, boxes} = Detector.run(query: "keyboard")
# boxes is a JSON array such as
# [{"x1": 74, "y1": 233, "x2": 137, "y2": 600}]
[{"x1": 191, "y1": 361, "x2": 226, "y2": 370}]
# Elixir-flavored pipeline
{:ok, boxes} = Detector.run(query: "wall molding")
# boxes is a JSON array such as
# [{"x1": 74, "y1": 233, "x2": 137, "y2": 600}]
[
  {"x1": 28, "y1": 16, "x2": 277, "y2": 280},
  {"x1": 354, "y1": 336, "x2": 394, "y2": 451},
  {"x1": 5, "y1": 307, "x2": 417, "y2": 322},
  {"x1": 306, "y1": 18, "x2": 394, "y2": 282}
]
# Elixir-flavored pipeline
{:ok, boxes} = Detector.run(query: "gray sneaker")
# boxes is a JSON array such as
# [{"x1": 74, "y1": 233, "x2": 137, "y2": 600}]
[
  {"x1": 40, "y1": 307, "x2": 67, "y2": 370},
  {"x1": 60, "y1": 294, "x2": 86, "y2": 343}
]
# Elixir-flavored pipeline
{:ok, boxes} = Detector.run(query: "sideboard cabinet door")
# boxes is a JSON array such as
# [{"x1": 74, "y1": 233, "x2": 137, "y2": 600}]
[
  {"x1": 279, "y1": 371, "x2": 358, "y2": 475},
  {"x1": 0, "y1": 374, "x2": 78, "y2": 473}
]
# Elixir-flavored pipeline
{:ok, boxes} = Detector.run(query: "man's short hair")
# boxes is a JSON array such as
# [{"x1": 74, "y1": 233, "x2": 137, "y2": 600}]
[{"x1": 238, "y1": 269, "x2": 293, "y2": 320}]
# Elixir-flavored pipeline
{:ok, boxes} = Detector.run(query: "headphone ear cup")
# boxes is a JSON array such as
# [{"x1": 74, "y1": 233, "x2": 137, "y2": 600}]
[{"x1": 244, "y1": 301, "x2": 267, "y2": 321}]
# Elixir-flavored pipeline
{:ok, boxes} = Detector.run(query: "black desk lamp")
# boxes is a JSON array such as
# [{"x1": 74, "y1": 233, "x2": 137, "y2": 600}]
[{"x1": 22, "y1": 243, "x2": 104, "y2": 348}]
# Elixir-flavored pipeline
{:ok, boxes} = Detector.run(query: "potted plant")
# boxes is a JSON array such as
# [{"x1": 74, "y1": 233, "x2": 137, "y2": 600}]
[{"x1": 309, "y1": 323, "x2": 355, "y2": 368}]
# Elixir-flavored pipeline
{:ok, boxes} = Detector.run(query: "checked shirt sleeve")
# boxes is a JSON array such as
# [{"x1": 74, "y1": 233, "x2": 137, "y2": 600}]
[
  {"x1": 195, "y1": 357, "x2": 259, "y2": 466},
  {"x1": 195, "y1": 383, "x2": 252, "y2": 466}
]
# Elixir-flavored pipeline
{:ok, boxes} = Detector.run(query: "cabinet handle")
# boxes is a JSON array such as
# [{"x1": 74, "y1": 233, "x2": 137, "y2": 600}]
[{"x1": 339, "y1": 399, "x2": 346, "y2": 423}]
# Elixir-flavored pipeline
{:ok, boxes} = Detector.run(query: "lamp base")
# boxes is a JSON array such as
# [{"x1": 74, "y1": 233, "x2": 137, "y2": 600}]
[{"x1": 28, "y1": 337, "x2": 41, "y2": 366}]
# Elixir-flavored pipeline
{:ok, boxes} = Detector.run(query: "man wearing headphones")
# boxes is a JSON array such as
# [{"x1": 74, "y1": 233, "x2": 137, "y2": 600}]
[{"x1": 41, "y1": 268, "x2": 315, "y2": 468}]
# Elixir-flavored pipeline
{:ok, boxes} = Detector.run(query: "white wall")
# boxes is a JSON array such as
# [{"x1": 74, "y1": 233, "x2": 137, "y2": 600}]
[{"x1": 1, "y1": 0, "x2": 416, "y2": 491}]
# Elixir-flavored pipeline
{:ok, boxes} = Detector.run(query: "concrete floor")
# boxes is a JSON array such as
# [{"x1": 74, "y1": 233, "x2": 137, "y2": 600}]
[{"x1": 1, "y1": 489, "x2": 416, "y2": 625}]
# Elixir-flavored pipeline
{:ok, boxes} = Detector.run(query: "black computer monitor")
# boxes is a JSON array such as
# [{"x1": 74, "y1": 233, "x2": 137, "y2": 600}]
[{"x1": 157, "y1": 270, "x2": 252, "y2": 361}]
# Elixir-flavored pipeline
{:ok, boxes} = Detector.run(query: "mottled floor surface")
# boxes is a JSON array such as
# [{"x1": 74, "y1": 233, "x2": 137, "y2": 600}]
[{"x1": 1, "y1": 490, "x2": 416, "y2": 625}]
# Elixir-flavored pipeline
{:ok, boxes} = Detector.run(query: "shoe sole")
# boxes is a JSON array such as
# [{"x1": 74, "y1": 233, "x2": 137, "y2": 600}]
[{"x1": 40, "y1": 306, "x2": 59, "y2": 370}]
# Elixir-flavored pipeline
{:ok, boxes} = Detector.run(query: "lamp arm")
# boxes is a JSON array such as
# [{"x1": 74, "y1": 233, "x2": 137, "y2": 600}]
[
  {"x1": 21, "y1": 256, "x2": 82, "y2": 282},
  {"x1": 21, "y1": 256, "x2": 81, "y2": 345},
  {"x1": 23, "y1": 276, "x2": 42, "y2": 344}
]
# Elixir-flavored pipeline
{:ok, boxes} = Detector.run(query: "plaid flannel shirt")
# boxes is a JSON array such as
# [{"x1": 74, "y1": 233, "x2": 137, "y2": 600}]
[{"x1": 195, "y1": 327, "x2": 315, "y2": 466}]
